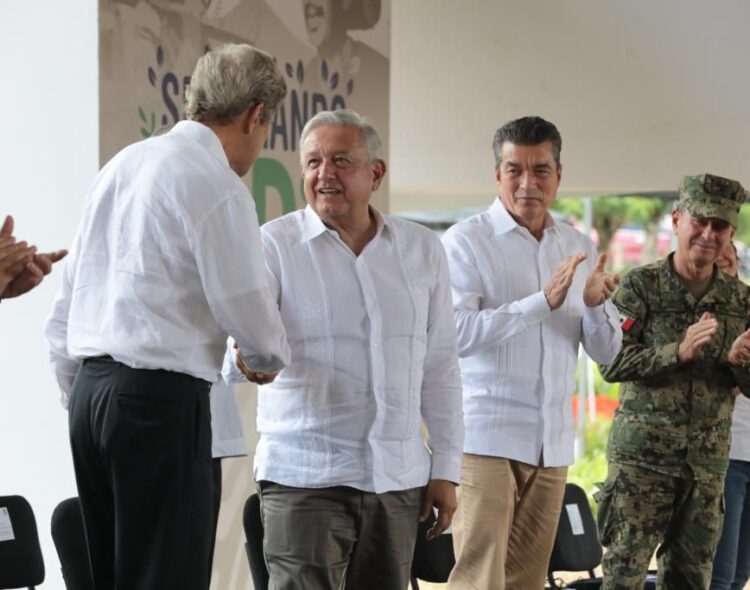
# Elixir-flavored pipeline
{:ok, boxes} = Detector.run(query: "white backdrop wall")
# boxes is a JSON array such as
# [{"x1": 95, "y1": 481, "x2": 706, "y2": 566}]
[
  {"x1": 390, "y1": 0, "x2": 750, "y2": 211},
  {"x1": 0, "y1": 2, "x2": 99, "y2": 589}
]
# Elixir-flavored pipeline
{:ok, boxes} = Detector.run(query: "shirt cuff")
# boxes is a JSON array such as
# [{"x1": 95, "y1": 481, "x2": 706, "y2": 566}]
[
  {"x1": 221, "y1": 344, "x2": 248, "y2": 384},
  {"x1": 583, "y1": 302, "x2": 608, "y2": 324},
  {"x1": 430, "y1": 450, "x2": 462, "y2": 484},
  {"x1": 516, "y1": 291, "x2": 551, "y2": 326}
]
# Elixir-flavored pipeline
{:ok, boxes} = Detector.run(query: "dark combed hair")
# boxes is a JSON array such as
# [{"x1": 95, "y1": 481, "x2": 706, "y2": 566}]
[{"x1": 492, "y1": 116, "x2": 562, "y2": 168}]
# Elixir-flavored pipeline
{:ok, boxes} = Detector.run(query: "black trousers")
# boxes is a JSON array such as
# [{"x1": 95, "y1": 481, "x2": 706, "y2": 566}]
[
  {"x1": 208, "y1": 457, "x2": 222, "y2": 585},
  {"x1": 68, "y1": 357, "x2": 213, "y2": 590}
]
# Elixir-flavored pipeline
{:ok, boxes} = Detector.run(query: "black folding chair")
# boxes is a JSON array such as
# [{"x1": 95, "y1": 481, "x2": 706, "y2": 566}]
[
  {"x1": 0, "y1": 495, "x2": 45, "y2": 589},
  {"x1": 51, "y1": 498, "x2": 94, "y2": 590},
  {"x1": 547, "y1": 483, "x2": 656, "y2": 589},
  {"x1": 547, "y1": 483, "x2": 602, "y2": 589},
  {"x1": 410, "y1": 510, "x2": 455, "y2": 590},
  {"x1": 242, "y1": 493, "x2": 269, "y2": 590}
]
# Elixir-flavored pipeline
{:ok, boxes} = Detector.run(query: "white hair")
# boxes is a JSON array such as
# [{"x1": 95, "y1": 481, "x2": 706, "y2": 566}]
[{"x1": 299, "y1": 109, "x2": 383, "y2": 164}]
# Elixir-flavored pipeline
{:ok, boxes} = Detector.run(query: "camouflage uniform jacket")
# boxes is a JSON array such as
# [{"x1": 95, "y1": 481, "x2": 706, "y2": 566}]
[{"x1": 599, "y1": 254, "x2": 750, "y2": 481}]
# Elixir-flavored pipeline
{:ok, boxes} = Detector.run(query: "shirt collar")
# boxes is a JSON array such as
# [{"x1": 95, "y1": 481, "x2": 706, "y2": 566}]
[
  {"x1": 300, "y1": 205, "x2": 329, "y2": 242},
  {"x1": 488, "y1": 196, "x2": 558, "y2": 237},
  {"x1": 168, "y1": 120, "x2": 230, "y2": 168},
  {"x1": 300, "y1": 205, "x2": 388, "y2": 243}
]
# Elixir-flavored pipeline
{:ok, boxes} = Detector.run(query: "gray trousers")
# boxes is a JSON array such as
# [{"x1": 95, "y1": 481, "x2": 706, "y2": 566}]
[{"x1": 258, "y1": 482, "x2": 422, "y2": 590}]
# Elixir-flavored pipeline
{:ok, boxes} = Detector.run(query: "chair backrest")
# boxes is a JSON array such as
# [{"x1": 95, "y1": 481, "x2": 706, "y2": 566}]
[
  {"x1": 0, "y1": 495, "x2": 45, "y2": 589},
  {"x1": 548, "y1": 483, "x2": 603, "y2": 576},
  {"x1": 242, "y1": 494, "x2": 269, "y2": 590},
  {"x1": 410, "y1": 509, "x2": 455, "y2": 585},
  {"x1": 51, "y1": 498, "x2": 94, "y2": 590}
]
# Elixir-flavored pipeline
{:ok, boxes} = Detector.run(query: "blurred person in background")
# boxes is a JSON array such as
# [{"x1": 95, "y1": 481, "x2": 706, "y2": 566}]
[{"x1": 710, "y1": 240, "x2": 750, "y2": 590}]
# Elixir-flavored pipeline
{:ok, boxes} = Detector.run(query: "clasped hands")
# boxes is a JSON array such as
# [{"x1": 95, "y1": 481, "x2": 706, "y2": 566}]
[
  {"x1": 544, "y1": 252, "x2": 620, "y2": 310},
  {"x1": 678, "y1": 312, "x2": 750, "y2": 366},
  {"x1": 0, "y1": 215, "x2": 67, "y2": 298}
]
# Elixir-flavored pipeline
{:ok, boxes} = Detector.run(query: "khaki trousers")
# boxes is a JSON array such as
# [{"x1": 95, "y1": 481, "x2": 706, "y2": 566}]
[{"x1": 447, "y1": 454, "x2": 568, "y2": 590}]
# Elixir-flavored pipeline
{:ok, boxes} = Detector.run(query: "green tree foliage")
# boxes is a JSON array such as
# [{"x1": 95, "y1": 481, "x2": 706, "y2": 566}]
[
  {"x1": 552, "y1": 196, "x2": 674, "y2": 254},
  {"x1": 735, "y1": 205, "x2": 750, "y2": 245},
  {"x1": 568, "y1": 416, "x2": 611, "y2": 515}
]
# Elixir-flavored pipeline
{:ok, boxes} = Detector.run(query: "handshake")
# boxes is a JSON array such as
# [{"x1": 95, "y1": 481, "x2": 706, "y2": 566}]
[{"x1": 233, "y1": 342, "x2": 279, "y2": 385}]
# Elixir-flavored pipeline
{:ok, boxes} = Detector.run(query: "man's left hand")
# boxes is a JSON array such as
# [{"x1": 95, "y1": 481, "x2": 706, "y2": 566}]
[
  {"x1": 729, "y1": 328, "x2": 750, "y2": 365},
  {"x1": 419, "y1": 479, "x2": 457, "y2": 541},
  {"x1": 583, "y1": 252, "x2": 620, "y2": 307}
]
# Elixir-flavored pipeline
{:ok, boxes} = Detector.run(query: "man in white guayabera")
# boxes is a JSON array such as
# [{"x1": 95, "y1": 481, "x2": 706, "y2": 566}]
[
  {"x1": 226, "y1": 109, "x2": 464, "y2": 590},
  {"x1": 443, "y1": 116, "x2": 623, "y2": 590}
]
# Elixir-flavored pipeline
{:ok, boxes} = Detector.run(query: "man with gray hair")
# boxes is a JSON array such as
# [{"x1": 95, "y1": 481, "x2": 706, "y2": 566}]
[
  {"x1": 45, "y1": 44, "x2": 290, "y2": 590},
  {"x1": 226, "y1": 109, "x2": 464, "y2": 589}
]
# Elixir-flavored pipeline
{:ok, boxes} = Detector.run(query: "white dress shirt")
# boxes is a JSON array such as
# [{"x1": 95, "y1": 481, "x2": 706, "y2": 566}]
[
  {"x1": 210, "y1": 380, "x2": 246, "y2": 459},
  {"x1": 441, "y1": 198, "x2": 622, "y2": 467},
  {"x1": 730, "y1": 395, "x2": 750, "y2": 461},
  {"x1": 225, "y1": 206, "x2": 464, "y2": 493},
  {"x1": 45, "y1": 120, "x2": 290, "y2": 405}
]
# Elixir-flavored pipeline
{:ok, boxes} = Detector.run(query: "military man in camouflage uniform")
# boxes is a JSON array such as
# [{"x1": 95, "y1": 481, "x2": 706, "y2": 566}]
[{"x1": 597, "y1": 173, "x2": 750, "y2": 590}]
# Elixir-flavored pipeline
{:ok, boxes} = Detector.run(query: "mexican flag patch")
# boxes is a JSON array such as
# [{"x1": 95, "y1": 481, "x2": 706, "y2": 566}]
[{"x1": 619, "y1": 312, "x2": 635, "y2": 331}]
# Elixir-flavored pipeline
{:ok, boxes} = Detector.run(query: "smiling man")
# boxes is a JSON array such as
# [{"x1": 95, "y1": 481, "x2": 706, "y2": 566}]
[
  {"x1": 442, "y1": 116, "x2": 623, "y2": 589},
  {"x1": 598, "y1": 174, "x2": 750, "y2": 589},
  {"x1": 227, "y1": 109, "x2": 463, "y2": 590}
]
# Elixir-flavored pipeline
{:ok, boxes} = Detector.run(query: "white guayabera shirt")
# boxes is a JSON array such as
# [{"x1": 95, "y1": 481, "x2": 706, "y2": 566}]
[
  {"x1": 442, "y1": 198, "x2": 622, "y2": 468},
  {"x1": 45, "y1": 120, "x2": 290, "y2": 406},
  {"x1": 225, "y1": 206, "x2": 464, "y2": 493}
]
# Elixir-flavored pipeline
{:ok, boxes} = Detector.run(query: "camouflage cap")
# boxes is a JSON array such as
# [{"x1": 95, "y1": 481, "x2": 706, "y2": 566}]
[{"x1": 679, "y1": 173, "x2": 747, "y2": 227}]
